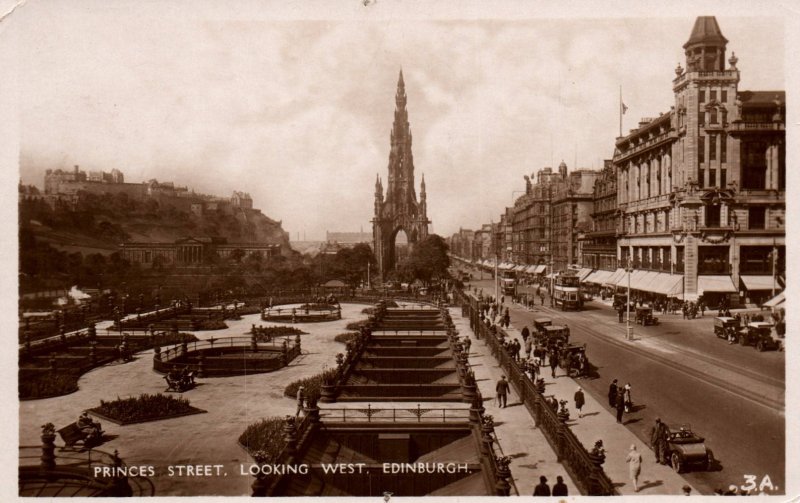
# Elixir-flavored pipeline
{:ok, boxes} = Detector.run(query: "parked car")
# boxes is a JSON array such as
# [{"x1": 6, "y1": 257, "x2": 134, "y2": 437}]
[
  {"x1": 739, "y1": 322, "x2": 780, "y2": 351},
  {"x1": 541, "y1": 325, "x2": 570, "y2": 350},
  {"x1": 559, "y1": 343, "x2": 588, "y2": 377},
  {"x1": 713, "y1": 316, "x2": 739, "y2": 339},
  {"x1": 635, "y1": 306, "x2": 659, "y2": 326},
  {"x1": 533, "y1": 317, "x2": 553, "y2": 338},
  {"x1": 664, "y1": 424, "x2": 713, "y2": 473}
]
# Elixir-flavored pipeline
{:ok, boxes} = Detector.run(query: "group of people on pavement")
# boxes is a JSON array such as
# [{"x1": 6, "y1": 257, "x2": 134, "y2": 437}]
[
  {"x1": 608, "y1": 379, "x2": 633, "y2": 423},
  {"x1": 532, "y1": 475, "x2": 568, "y2": 496}
]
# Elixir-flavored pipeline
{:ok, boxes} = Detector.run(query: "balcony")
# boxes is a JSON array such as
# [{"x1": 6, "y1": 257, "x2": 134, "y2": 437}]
[{"x1": 728, "y1": 122, "x2": 784, "y2": 135}]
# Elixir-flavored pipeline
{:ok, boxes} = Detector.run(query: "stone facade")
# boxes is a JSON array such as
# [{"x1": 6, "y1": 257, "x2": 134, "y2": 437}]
[
  {"x1": 614, "y1": 16, "x2": 785, "y2": 304},
  {"x1": 582, "y1": 160, "x2": 619, "y2": 271}
]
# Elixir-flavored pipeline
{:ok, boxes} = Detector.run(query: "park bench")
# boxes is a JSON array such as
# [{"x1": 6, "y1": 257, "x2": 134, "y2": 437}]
[
  {"x1": 57, "y1": 422, "x2": 102, "y2": 449},
  {"x1": 164, "y1": 371, "x2": 196, "y2": 393}
]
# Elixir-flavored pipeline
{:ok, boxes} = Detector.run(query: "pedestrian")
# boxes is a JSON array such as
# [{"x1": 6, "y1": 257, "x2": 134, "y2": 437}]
[
  {"x1": 524, "y1": 336, "x2": 533, "y2": 359},
  {"x1": 550, "y1": 351, "x2": 558, "y2": 378},
  {"x1": 496, "y1": 375, "x2": 510, "y2": 408},
  {"x1": 682, "y1": 485, "x2": 692, "y2": 496},
  {"x1": 699, "y1": 301, "x2": 705, "y2": 317},
  {"x1": 650, "y1": 418, "x2": 666, "y2": 464},
  {"x1": 521, "y1": 325, "x2": 530, "y2": 342},
  {"x1": 615, "y1": 390, "x2": 625, "y2": 423},
  {"x1": 296, "y1": 385, "x2": 305, "y2": 416},
  {"x1": 618, "y1": 307, "x2": 624, "y2": 323},
  {"x1": 623, "y1": 383, "x2": 632, "y2": 413},
  {"x1": 532, "y1": 475, "x2": 550, "y2": 496},
  {"x1": 552, "y1": 475, "x2": 568, "y2": 496},
  {"x1": 501, "y1": 295, "x2": 505, "y2": 305},
  {"x1": 574, "y1": 387, "x2": 585, "y2": 418},
  {"x1": 626, "y1": 444, "x2": 642, "y2": 492},
  {"x1": 531, "y1": 357, "x2": 540, "y2": 380},
  {"x1": 608, "y1": 379, "x2": 618, "y2": 407},
  {"x1": 463, "y1": 336, "x2": 471, "y2": 354}
]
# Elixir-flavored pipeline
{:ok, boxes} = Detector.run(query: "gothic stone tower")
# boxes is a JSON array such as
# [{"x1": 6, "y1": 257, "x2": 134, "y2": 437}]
[{"x1": 372, "y1": 70, "x2": 431, "y2": 278}]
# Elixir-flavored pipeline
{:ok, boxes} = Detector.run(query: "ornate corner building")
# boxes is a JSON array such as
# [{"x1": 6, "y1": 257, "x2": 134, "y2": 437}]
[
  {"x1": 614, "y1": 16, "x2": 785, "y2": 305},
  {"x1": 372, "y1": 71, "x2": 431, "y2": 278}
]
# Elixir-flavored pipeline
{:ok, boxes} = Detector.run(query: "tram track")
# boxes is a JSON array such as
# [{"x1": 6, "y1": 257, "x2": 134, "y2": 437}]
[{"x1": 510, "y1": 303, "x2": 784, "y2": 413}]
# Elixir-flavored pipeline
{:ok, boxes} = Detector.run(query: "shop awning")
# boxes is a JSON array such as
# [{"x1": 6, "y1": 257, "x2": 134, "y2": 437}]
[
  {"x1": 585, "y1": 269, "x2": 612, "y2": 285},
  {"x1": 698, "y1": 275, "x2": 737, "y2": 294},
  {"x1": 515, "y1": 265, "x2": 527, "y2": 272},
  {"x1": 524, "y1": 265, "x2": 538, "y2": 274},
  {"x1": 605, "y1": 268, "x2": 627, "y2": 287},
  {"x1": 577, "y1": 268, "x2": 594, "y2": 281},
  {"x1": 534, "y1": 265, "x2": 547, "y2": 274},
  {"x1": 762, "y1": 292, "x2": 785, "y2": 308},
  {"x1": 546, "y1": 272, "x2": 557, "y2": 279},
  {"x1": 651, "y1": 273, "x2": 684, "y2": 296},
  {"x1": 636, "y1": 271, "x2": 661, "y2": 291},
  {"x1": 740, "y1": 275, "x2": 777, "y2": 291},
  {"x1": 614, "y1": 269, "x2": 634, "y2": 287}
]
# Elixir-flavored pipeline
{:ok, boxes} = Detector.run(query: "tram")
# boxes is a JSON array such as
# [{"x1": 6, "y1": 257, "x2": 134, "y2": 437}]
[
  {"x1": 500, "y1": 270, "x2": 517, "y2": 296},
  {"x1": 553, "y1": 269, "x2": 583, "y2": 311}
]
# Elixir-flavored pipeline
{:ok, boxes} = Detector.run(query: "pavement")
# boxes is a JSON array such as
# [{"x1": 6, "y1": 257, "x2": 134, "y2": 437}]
[{"x1": 449, "y1": 307, "x2": 578, "y2": 497}]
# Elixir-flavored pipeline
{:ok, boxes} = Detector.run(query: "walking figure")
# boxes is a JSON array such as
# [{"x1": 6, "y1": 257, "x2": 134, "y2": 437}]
[
  {"x1": 574, "y1": 387, "x2": 585, "y2": 418},
  {"x1": 496, "y1": 375, "x2": 510, "y2": 408},
  {"x1": 626, "y1": 444, "x2": 642, "y2": 492}
]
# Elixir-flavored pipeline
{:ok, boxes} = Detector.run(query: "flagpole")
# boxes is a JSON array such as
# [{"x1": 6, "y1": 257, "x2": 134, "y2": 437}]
[{"x1": 619, "y1": 86, "x2": 623, "y2": 138}]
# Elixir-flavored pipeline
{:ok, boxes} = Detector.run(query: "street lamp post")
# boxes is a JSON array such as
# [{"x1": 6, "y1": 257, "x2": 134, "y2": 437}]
[{"x1": 626, "y1": 261, "x2": 633, "y2": 341}]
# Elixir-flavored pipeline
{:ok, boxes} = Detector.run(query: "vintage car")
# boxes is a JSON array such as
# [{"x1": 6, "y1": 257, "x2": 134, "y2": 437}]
[
  {"x1": 739, "y1": 322, "x2": 780, "y2": 351},
  {"x1": 533, "y1": 317, "x2": 553, "y2": 338},
  {"x1": 713, "y1": 316, "x2": 738, "y2": 339},
  {"x1": 558, "y1": 343, "x2": 588, "y2": 377},
  {"x1": 663, "y1": 424, "x2": 713, "y2": 473},
  {"x1": 541, "y1": 325, "x2": 570, "y2": 349},
  {"x1": 635, "y1": 306, "x2": 659, "y2": 326}
]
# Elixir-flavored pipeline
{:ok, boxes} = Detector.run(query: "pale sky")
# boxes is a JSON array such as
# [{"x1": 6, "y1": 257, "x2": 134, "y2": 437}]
[{"x1": 8, "y1": 1, "x2": 790, "y2": 241}]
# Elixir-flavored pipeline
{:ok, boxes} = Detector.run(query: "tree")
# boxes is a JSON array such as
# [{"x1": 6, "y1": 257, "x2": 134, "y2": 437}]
[{"x1": 405, "y1": 234, "x2": 450, "y2": 286}]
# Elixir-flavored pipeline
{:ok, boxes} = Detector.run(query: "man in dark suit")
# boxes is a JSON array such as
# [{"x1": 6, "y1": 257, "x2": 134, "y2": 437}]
[{"x1": 533, "y1": 475, "x2": 550, "y2": 496}]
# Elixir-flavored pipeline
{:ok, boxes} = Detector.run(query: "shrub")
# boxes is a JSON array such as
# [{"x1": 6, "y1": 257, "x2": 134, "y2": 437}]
[
  {"x1": 345, "y1": 319, "x2": 369, "y2": 331},
  {"x1": 92, "y1": 393, "x2": 201, "y2": 423},
  {"x1": 334, "y1": 332, "x2": 358, "y2": 344},
  {"x1": 198, "y1": 319, "x2": 228, "y2": 330},
  {"x1": 238, "y1": 417, "x2": 287, "y2": 463},
  {"x1": 19, "y1": 371, "x2": 79, "y2": 400},
  {"x1": 361, "y1": 307, "x2": 375, "y2": 315},
  {"x1": 155, "y1": 332, "x2": 198, "y2": 346},
  {"x1": 284, "y1": 368, "x2": 338, "y2": 403}
]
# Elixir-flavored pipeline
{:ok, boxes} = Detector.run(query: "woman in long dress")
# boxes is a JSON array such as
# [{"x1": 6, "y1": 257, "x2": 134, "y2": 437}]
[{"x1": 626, "y1": 444, "x2": 642, "y2": 492}]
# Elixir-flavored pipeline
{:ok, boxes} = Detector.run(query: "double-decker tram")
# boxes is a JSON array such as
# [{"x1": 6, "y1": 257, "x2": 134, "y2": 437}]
[
  {"x1": 553, "y1": 269, "x2": 583, "y2": 311},
  {"x1": 500, "y1": 270, "x2": 517, "y2": 296}
]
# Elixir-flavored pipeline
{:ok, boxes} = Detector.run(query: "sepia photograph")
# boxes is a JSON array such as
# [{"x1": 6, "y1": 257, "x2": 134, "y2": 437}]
[{"x1": 5, "y1": 0, "x2": 795, "y2": 499}]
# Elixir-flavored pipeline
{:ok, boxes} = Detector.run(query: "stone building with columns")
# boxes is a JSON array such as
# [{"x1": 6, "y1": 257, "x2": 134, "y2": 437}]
[{"x1": 614, "y1": 16, "x2": 785, "y2": 306}]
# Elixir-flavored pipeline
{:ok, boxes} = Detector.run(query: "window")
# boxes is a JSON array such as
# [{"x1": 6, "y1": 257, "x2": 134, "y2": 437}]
[
  {"x1": 739, "y1": 246, "x2": 772, "y2": 274},
  {"x1": 699, "y1": 108, "x2": 705, "y2": 126},
  {"x1": 698, "y1": 169, "x2": 705, "y2": 187},
  {"x1": 710, "y1": 90, "x2": 717, "y2": 101},
  {"x1": 698, "y1": 246, "x2": 729, "y2": 274},
  {"x1": 710, "y1": 135, "x2": 716, "y2": 160},
  {"x1": 710, "y1": 107, "x2": 718, "y2": 124},
  {"x1": 699, "y1": 136, "x2": 705, "y2": 163},
  {"x1": 720, "y1": 169, "x2": 727, "y2": 189},
  {"x1": 698, "y1": 90, "x2": 705, "y2": 104},
  {"x1": 705, "y1": 203, "x2": 721, "y2": 227},
  {"x1": 721, "y1": 90, "x2": 727, "y2": 103},
  {"x1": 709, "y1": 169, "x2": 716, "y2": 187},
  {"x1": 741, "y1": 141, "x2": 768, "y2": 190},
  {"x1": 748, "y1": 207, "x2": 766, "y2": 229},
  {"x1": 721, "y1": 133, "x2": 727, "y2": 162}
]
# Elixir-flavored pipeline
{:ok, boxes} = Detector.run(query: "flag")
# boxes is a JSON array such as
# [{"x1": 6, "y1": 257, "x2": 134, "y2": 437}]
[{"x1": 621, "y1": 102, "x2": 628, "y2": 114}]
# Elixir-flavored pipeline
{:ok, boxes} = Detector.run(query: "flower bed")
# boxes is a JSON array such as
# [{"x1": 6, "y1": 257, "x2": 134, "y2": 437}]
[
  {"x1": 252, "y1": 325, "x2": 306, "y2": 342},
  {"x1": 198, "y1": 319, "x2": 228, "y2": 330},
  {"x1": 89, "y1": 393, "x2": 206, "y2": 425},
  {"x1": 238, "y1": 417, "x2": 286, "y2": 463},
  {"x1": 19, "y1": 371, "x2": 80, "y2": 400},
  {"x1": 334, "y1": 332, "x2": 358, "y2": 344}
]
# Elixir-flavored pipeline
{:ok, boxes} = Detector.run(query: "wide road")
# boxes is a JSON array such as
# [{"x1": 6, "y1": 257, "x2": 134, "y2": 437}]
[{"x1": 465, "y1": 276, "x2": 785, "y2": 496}]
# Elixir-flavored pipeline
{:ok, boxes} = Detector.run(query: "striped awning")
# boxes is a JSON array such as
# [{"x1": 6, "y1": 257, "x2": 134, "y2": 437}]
[
  {"x1": 763, "y1": 292, "x2": 785, "y2": 308},
  {"x1": 577, "y1": 268, "x2": 594, "y2": 281},
  {"x1": 740, "y1": 275, "x2": 777, "y2": 291},
  {"x1": 698, "y1": 275, "x2": 737, "y2": 294},
  {"x1": 605, "y1": 268, "x2": 627, "y2": 287},
  {"x1": 584, "y1": 269, "x2": 612, "y2": 285}
]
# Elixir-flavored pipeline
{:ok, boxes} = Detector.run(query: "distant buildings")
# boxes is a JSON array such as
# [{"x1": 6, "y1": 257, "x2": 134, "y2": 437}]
[{"x1": 119, "y1": 237, "x2": 279, "y2": 267}]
